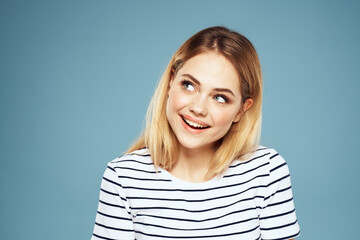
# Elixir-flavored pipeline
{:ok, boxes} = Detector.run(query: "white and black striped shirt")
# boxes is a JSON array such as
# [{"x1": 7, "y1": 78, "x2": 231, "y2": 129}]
[{"x1": 92, "y1": 147, "x2": 300, "y2": 240}]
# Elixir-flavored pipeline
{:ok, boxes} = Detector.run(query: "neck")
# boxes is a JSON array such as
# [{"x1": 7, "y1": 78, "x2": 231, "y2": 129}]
[{"x1": 170, "y1": 145, "x2": 215, "y2": 183}]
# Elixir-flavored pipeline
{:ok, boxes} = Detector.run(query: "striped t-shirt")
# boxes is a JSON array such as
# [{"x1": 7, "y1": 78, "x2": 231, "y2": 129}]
[{"x1": 92, "y1": 147, "x2": 300, "y2": 240}]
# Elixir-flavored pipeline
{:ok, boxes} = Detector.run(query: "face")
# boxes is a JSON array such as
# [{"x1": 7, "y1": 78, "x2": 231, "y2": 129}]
[{"x1": 166, "y1": 52, "x2": 252, "y2": 154}]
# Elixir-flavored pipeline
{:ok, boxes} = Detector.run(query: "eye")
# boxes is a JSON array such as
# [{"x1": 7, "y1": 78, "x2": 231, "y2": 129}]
[
  {"x1": 182, "y1": 80, "x2": 195, "y2": 92},
  {"x1": 214, "y1": 95, "x2": 228, "y2": 104}
]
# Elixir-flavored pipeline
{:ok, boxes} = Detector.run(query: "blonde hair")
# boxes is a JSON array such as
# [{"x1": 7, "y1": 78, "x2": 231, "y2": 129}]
[{"x1": 128, "y1": 26, "x2": 262, "y2": 179}]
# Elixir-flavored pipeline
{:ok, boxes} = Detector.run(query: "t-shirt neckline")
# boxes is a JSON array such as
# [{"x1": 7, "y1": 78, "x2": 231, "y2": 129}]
[{"x1": 159, "y1": 167, "x2": 222, "y2": 188}]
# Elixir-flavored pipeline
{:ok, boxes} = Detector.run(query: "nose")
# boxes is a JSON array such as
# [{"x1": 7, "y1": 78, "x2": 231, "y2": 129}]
[{"x1": 189, "y1": 96, "x2": 208, "y2": 116}]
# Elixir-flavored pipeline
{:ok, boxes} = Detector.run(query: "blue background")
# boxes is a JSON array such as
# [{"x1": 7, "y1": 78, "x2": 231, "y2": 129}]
[{"x1": 1, "y1": 0, "x2": 359, "y2": 239}]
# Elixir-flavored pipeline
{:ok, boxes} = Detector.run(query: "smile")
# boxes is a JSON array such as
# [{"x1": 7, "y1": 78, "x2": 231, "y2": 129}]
[{"x1": 182, "y1": 116, "x2": 209, "y2": 129}]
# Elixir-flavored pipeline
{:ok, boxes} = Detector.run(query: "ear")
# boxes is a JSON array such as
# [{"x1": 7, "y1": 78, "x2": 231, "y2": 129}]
[
  {"x1": 169, "y1": 78, "x2": 173, "y2": 88},
  {"x1": 168, "y1": 74, "x2": 174, "y2": 97},
  {"x1": 233, "y1": 98, "x2": 254, "y2": 123},
  {"x1": 169, "y1": 76, "x2": 174, "y2": 90},
  {"x1": 169, "y1": 69, "x2": 176, "y2": 88}
]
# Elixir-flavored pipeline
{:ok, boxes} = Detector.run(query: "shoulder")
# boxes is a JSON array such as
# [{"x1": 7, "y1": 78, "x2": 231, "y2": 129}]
[
  {"x1": 108, "y1": 148, "x2": 152, "y2": 167},
  {"x1": 106, "y1": 148, "x2": 158, "y2": 178},
  {"x1": 225, "y1": 146, "x2": 290, "y2": 177},
  {"x1": 250, "y1": 146, "x2": 287, "y2": 167},
  {"x1": 257, "y1": 146, "x2": 290, "y2": 177},
  {"x1": 231, "y1": 146, "x2": 287, "y2": 167},
  {"x1": 251, "y1": 146, "x2": 293, "y2": 194}
]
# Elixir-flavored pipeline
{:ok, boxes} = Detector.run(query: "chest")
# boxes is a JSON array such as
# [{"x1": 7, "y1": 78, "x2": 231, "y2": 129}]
[{"x1": 126, "y1": 179, "x2": 264, "y2": 239}]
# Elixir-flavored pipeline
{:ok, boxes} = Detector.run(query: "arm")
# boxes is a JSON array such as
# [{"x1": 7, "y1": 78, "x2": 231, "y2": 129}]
[
  {"x1": 91, "y1": 164, "x2": 135, "y2": 239},
  {"x1": 259, "y1": 150, "x2": 300, "y2": 239}
]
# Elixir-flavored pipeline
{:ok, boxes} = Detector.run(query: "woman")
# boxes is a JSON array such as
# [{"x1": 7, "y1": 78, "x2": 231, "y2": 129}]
[{"x1": 92, "y1": 26, "x2": 300, "y2": 240}]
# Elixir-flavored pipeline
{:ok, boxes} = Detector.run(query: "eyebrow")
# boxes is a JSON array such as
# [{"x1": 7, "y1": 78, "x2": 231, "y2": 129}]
[{"x1": 181, "y1": 74, "x2": 235, "y2": 97}]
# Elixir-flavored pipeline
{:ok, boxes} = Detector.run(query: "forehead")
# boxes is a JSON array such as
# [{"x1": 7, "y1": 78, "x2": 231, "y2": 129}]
[{"x1": 177, "y1": 52, "x2": 241, "y2": 94}]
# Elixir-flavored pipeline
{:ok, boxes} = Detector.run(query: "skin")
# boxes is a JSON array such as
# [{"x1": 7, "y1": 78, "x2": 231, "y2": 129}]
[
  {"x1": 166, "y1": 52, "x2": 295, "y2": 240},
  {"x1": 166, "y1": 52, "x2": 253, "y2": 183}
]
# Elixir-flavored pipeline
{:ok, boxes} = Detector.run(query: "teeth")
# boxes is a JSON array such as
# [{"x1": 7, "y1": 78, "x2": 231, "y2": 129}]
[{"x1": 184, "y1": 118, "x2": 208, "y2": 128}]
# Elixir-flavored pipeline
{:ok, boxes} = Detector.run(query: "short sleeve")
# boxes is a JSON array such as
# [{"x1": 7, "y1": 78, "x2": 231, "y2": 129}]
[
  {"x1": 91, "y1": 163, "x2": 135, "y2": 240},
  {"x1": 259, "y1": 150, "x2": 300, "y2": 240}
]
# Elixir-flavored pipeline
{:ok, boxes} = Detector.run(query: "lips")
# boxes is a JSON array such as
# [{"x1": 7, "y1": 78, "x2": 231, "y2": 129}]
[{"x1": 181, "y1": 116, "x2": 210, "y2": 129}]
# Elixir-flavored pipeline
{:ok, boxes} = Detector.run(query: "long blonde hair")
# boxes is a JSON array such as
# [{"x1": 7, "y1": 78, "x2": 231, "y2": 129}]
[{"x1": 128, "y1": 26, "x2": 262, "y2": 179}]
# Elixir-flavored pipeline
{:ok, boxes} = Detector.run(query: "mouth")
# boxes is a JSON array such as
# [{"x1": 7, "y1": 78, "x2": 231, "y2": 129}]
[{"x1": 181, "y1": 116, "x2": 210, "y2": 129}]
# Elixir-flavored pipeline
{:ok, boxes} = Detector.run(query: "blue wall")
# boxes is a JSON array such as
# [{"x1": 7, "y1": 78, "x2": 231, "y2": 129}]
[{"x1": 1, "y1": 0, "x2": 359, "y2": 239}]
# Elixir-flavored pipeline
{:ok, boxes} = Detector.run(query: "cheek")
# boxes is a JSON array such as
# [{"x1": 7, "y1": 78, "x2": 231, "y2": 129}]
[
  {"x1": 212, "y1": 107, "x2": 241, "y2": 127},
  {"x1": 167, "y1": 89, "x2": 188, "y2": 113}
]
